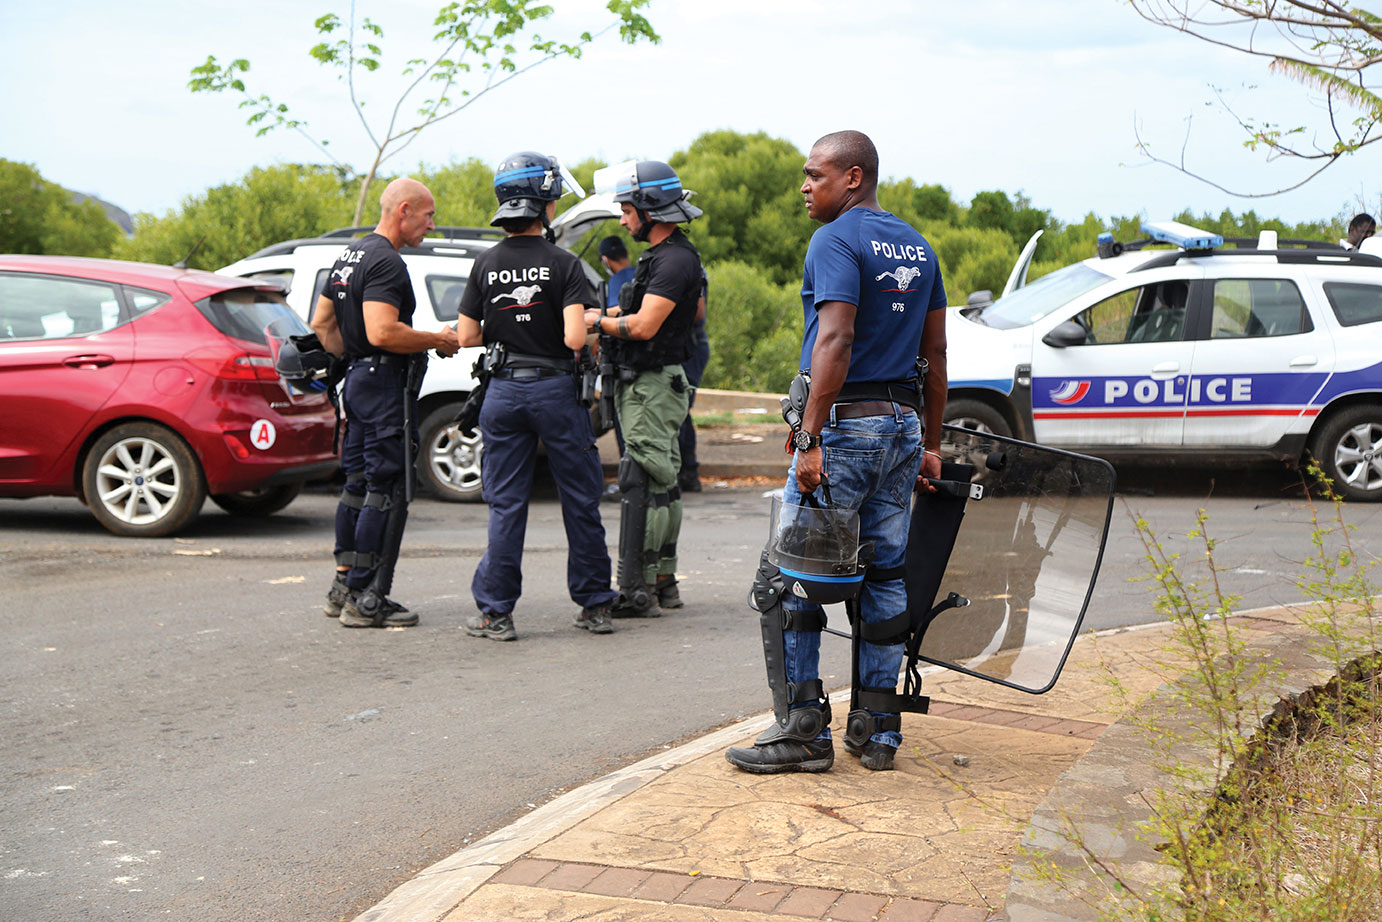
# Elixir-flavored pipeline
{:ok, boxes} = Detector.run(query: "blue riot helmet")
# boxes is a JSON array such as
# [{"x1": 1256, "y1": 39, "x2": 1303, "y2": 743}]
[
  {"x1": 766, "y1": 495, "x2": 865, "y2": 605},
  {"x1": 608, "y1": 160, "x2": 702, "y2": 241},
  {"x1": 491, "y1": 151, "x2": 586, "y2": 227}
]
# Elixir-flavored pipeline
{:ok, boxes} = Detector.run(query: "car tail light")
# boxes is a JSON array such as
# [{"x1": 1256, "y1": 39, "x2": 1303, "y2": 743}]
[
  {"x1": 222, "y1": 433, "x2": 252, "y2": 460},
  {"x1": 185, "y1": 347, "x2": 279, "y2": 381}
]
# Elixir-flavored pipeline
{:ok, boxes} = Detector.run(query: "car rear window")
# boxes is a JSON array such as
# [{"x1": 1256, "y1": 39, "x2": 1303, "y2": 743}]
[
  {"x1": 196, "y1": 288, "x2": 309, "y2": 344},
  {"x1": 426, "y1": 275, "x2": 468, "y2": 322},
  {"x1": 1323, "y1": 282, "x2": 1382, "y2": 327}
]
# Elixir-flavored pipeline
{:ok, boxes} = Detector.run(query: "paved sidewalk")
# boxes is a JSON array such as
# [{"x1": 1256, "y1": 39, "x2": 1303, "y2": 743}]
[{"x1": 353, "y1": 602, "x2": 1341, "y2": 922}]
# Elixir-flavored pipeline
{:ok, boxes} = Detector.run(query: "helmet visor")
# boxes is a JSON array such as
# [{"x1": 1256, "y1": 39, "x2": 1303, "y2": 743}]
[{"x1": 557, "y1": 161, "x2": 586, "y2": 199}]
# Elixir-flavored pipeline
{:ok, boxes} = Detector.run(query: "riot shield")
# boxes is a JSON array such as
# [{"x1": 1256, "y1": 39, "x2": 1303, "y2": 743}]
[{"x1": 906, "y1": 425, "x2": 1115, "y2": 694}]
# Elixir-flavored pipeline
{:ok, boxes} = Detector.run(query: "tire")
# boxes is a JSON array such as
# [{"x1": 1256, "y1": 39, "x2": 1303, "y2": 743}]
[
  {"x1": 419, "y1": 402, "x2": 484, "y2": 502},
  {"x1": 82, "y1": 422, "x2": 208, "y2": 537},
  {"x1": 941, "y1": 398, "x2": 1012, "y2": 480},
  {"x1": 210, "y1": 482, "x2": 303, "y2": 517},
  {"x1": 1310, "y1": 403, "x2": 1382, "y2": 502}
]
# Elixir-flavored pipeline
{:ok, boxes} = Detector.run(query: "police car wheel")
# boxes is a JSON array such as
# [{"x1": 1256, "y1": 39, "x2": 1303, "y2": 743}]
[
  {"x1": 941, "y1": 399, "x2": 1011, "y2": 480},
  {"x1": 210, "y1": 483, "x2": 303, "y2": 517},
  {"x1": 420, "y1": 403, "x2": 484, "y2": 502},
  {"x1": 82, "y1": 422, "x2": 208, "y2": 537},
  {"x1": 1311, "y1": 404, "x2": 1382, "y2": 502}
]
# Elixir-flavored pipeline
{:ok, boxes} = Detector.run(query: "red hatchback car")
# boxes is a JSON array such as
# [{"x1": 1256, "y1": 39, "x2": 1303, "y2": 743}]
[{"x1": 0, "y1": 255, "x2": 339, "y2": 536}]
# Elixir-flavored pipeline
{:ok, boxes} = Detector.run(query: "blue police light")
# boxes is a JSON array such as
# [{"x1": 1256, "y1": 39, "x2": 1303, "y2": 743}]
[{"x1": 1140, "y1": 221, "x2": 1223, "y2": 250}]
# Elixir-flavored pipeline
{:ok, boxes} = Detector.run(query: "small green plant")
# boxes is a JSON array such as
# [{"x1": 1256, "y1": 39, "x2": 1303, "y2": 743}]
[{"x1": 1019, "y1": 469, "x2": 1380, "y2": 921}]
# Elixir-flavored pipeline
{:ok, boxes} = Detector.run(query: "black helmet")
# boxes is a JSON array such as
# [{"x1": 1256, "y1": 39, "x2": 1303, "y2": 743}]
[
  {"x1": 272, "y1": 332, "x2": 338, "y2": 399},
  {"x1": 611, "y1": 160, "x2": 703, "y2": 227},
  {"x1": 491, "y1": 151, "x2": 585, "y2": 226}
]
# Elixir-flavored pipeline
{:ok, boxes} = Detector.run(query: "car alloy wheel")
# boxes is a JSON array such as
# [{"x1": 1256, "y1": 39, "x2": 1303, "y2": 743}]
[
  {"x1": 82, "y1": 422, "x2": 207, "y2": 536},
  {"x1": 1313, "y1": 404, "x2": 1382, "y2": 502},
  {"x1": 419, "y1": 402, "x2": 483, "y2": 501}
]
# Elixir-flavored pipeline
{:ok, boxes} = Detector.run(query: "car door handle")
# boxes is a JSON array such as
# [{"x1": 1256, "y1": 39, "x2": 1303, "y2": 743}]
[
  {"x1": 1151, "y1": 361, "x2": 1180, "y2": 375},
  {"x1": 1289, "y1": 355, "x2": 1317, "y2": 368},
  {"x1": 62, "y1": 354, "x2": 115, "y2": 368}
]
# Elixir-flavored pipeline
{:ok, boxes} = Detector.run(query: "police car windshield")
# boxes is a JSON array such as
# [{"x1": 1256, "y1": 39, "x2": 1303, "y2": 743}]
[{"x1": 980, "y1": 263, "x2": 1112, "y2": 329}]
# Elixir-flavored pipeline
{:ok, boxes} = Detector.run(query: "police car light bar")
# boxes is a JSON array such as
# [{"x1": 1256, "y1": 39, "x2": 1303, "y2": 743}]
[{"x1": 1140, "y1": 221, "x2": 1223, "y2": 251}]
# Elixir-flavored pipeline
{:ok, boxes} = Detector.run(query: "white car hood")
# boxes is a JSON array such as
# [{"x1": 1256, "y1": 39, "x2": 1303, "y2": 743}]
[{"x1": 944, "y1": 306, "x2": 1032, "y2": 394}]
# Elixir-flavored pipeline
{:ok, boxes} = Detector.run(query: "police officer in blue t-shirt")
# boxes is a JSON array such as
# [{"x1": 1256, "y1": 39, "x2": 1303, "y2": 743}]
[
  {"x1": 312, "y1": 178, "x2": 461, "y2": 628},
  {"x1": 727, "y1": 130, "x2": 949, "y2": 774},
  {"x1": 456, "y1": 152, "x2": 620, "y2": 641},
  {"x1": 599, "y1": 236, "x2": 636, "y2": 308}
]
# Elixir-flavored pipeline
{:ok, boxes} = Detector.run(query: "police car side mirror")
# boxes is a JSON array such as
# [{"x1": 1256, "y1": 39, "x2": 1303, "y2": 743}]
[
  {"x1": 1042, "y1": 321, "x2": 1088, "y2": 348},
  {"x1": 966, "y1": 289, "x2": 993, "y2": 309}
]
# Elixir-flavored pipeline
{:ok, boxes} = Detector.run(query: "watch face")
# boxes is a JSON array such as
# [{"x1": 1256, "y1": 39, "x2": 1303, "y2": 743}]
[{"x1": 794, "y1": 430, "x2": 815, "y2": 450}]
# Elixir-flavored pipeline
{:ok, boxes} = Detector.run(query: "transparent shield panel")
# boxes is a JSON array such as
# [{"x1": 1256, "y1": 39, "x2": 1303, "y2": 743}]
[{"x1": 912, "y1": 426, "x2": 1116, "y2": 693}]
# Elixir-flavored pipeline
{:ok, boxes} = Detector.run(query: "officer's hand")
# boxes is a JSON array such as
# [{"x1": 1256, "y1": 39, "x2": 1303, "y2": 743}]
[
  {"x1": 915, "y1": 448, "x2": 941, "y2": 493},
  {"x1": 583, "y1": 308, "x2": 602, "y2": 333},
  {"x1": 794, "y1": 446, "x2": 824, "y2": 494},
  {"x1": 434, "y1": 326, "x2": 460, "y2": 357}
]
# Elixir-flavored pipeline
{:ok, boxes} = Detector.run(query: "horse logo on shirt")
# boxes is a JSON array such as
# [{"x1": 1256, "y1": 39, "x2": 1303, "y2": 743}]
[
  {"x1": 876, "y1": 266, "x2": 921, "y2": 292},
  {"x1": 491, "y1": 284, "x2": 543, "y2": 308}
]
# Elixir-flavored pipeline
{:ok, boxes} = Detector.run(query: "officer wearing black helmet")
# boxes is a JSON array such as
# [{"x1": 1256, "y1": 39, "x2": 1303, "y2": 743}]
[
  {"x1": 457, "y1": 151, "x2": 619, "y2": 641},
  {"x1": 311, "y1": 178, "x2": 461, "y2": 628},
  {"x1": 583, "y1": 160, "x2": 704, "y2": 618}
]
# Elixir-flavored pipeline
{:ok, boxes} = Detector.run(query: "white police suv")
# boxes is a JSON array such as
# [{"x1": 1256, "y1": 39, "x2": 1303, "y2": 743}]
[
  {"x1": 218, "y1": 197, "x2": 622, "y2": 500},
  {"x1": 943, "y1": 221, "x2": 1382, "y2": 501}
]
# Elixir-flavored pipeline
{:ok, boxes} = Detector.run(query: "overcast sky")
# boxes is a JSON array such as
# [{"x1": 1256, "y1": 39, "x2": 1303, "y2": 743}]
[{"x1": 3, "y1": 0, "x2": 1376, "y2": 226}]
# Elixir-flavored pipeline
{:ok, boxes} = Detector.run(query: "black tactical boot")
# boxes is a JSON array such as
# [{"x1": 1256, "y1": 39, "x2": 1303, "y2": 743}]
[
  {"x1": 844, "y1": 737, "x2": 897, "y2": 772},
  {"x1": 325, "y1": 573, "x2": 351, "y2": 618},
  {"x1": 655, "y1": 575, "x2": 683, "y2": 610},
  {"x1": 610, "y1": 590, "x2": 661, "y2": 619},
  {"x1": 725, "y1": 738, "x2": 834, "y2": 774},
  {"x1": 340, "y1": 590, "x2": 420, "y2": 628}
]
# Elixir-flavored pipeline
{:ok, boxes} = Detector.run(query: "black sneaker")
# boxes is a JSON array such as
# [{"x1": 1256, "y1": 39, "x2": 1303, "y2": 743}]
[
  {"x1": 573, "y1": 604, "x2": 614, "y2": 634},
  {"x1": 325, "y1": 574, "x2": 351, "y2": 618},
  {"x1": 340, "y1": 593, "x2": 420, "y2": 628},
  {"x1": 465, "y1": 613, "x2": 517, "y2": 641},
  {"x1": 844, "y1": 737, "x2": 896, "y2": 771},
  {"x1": 655, "y1": 576, "x2": 683, "y2": 610},
  {"x1": 725, "y1": 738, "x2": 834, "y2": 774}
]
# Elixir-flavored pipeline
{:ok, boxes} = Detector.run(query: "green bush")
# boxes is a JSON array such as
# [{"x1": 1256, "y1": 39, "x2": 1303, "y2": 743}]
[
  {"x1": 0, "y1": 159, "x2": 120, "y2": 258},
  {"x1": 701, "y1": 260, "x2": 803, "y2": 394}
]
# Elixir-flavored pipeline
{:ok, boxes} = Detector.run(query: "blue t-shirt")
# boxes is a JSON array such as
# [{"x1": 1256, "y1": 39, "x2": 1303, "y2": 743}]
[
  {"x1": 606, "y1": 265, "x2": 636, "y2": 308},
  {"x1": 799, "y1": 208, "x2": 947, "y2": 382}
]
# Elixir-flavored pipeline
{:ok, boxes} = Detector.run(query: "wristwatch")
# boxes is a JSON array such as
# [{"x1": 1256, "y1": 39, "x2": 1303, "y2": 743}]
[{"x1": 792, "y1": 430, "x2": 821, "y2": 452}]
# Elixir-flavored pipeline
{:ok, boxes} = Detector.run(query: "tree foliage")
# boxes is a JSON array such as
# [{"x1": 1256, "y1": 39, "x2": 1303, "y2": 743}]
[
  {"x1": 189, "y1": 0, "x2": 659, "y2": 225},
  {"x1": 1128, "y1": 0, "x2": 1382, "y2": 194},
  {"x1": 0, "y1": 160, "x2": 121, "y2": 258}
]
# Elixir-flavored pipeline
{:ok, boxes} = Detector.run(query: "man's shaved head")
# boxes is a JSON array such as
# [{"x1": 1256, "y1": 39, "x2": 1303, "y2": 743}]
[
  {"x1": 812, "y1": 130, "x2": 878, "y2": 188},
  {"x1": 380, "y1": 177, "x2": 431, "y2": 214}
]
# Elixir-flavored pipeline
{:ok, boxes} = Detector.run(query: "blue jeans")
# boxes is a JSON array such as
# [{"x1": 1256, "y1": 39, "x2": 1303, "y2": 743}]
[{"x1": 781, "y1": 404, "x2": 922, "y2": 748}]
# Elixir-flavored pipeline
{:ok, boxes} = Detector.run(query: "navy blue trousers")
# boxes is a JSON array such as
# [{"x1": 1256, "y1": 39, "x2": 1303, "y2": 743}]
[
  {"x1": 335, "y1": 360, "x2": 416, "y2": 591},
  {"x1": 471, "y1": 375, "x2": 617, "y2": 616}
]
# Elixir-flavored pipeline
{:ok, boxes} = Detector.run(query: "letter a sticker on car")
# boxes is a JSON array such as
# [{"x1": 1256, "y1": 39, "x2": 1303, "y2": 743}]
[{"x1": 250, "y1": 419, "x2": 277, "y2": 450}]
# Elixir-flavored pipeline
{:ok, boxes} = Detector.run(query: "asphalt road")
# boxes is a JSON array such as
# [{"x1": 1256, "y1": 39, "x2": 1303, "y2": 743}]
[{"x1": 1, "y1": 468, "x2": 1378, "y2": 921}]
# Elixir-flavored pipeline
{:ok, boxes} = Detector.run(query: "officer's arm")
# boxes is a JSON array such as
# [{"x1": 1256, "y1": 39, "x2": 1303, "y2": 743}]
[
  {"x1": 591, "y1": 293, "x2": 675, "y2": 341},
  {"x1": 800, "y1": 301, "x2": 856, "y2": 434},
  {"x1": 562, "y1": 304, "x2": 588, "y2": 352},
  {"x1": 311, "y1": 294, "x2": 345, "y2": 356},
  {"x1": 363, "y1": 301, "x2": 459, "y2": 355},
  {"x1": 457, "y1": 314, "x2": 483, "y2": 348},
  {"x1": 919, "y1": 307, "x2": 948, "y2": 454}
]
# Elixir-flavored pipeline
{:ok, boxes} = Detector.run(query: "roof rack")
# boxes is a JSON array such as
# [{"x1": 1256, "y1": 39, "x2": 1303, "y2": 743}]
[
  {"x1": 319, "y1": 226, "x2": 505, "y2": 240},
  {"x1": 1131, "y1": 247, "x2": 1382, "y2": 272}
]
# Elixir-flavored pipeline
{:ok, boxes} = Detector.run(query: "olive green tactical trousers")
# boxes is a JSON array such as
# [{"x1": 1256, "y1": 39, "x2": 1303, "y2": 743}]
[{"x1": 616, "y1": 365, "x2": 690, "y2": 584}]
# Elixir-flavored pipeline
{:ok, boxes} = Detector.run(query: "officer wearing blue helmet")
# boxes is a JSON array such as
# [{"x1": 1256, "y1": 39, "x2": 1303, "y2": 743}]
[
  {"x1": 584, "y1": 160, "x2": 705, "y2": 619},
  {"x1": 457, "y1": 151, "x2": 619, "y2": 641}
]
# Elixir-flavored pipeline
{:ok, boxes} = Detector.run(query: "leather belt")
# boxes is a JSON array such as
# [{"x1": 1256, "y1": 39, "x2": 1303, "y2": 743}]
[
  {"x1": 833, "y1": 400, "x2": 916, "y2": 420},
  {"x1": 493, "y1": 366, "x2": 570, "y2": 380},
  {"x1": 350, "y1": 352, "x2": 409, "y2": 367}
]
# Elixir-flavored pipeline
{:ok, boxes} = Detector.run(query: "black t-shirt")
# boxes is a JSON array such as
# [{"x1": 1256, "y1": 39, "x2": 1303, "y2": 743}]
[
  {"x1": 458, "y1": 235, "x2": 593, "y2": 358},
  {"x1": 620, "y1": 227, "x2": 702, "y2": 365},
  {"x1": 328, "y1": 233, "x2": 416, "y2": 359}
]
